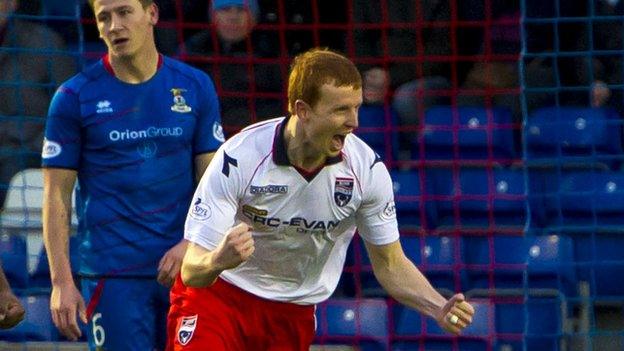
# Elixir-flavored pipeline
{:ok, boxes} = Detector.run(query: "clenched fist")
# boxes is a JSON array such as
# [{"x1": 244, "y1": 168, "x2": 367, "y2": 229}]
[
  {"x1": 436, "y1": 293, "x2": 475, "y2": 335},
  {"x1": 212, "y1": 223, "x2": 255, "y2": 271}
]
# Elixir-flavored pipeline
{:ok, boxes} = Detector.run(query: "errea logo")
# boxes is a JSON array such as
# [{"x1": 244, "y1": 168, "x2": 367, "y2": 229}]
[{"x1": 96, "y1": 100, "x2": 113, "y2": 114}]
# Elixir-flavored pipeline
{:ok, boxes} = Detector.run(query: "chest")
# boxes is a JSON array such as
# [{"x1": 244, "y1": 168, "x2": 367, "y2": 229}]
[
  {"x1": 79, "y1": 83, "x2": 199, "y2": 151},
  {"x1": 240, "y1": 165, "x2": 362, "y2": 233}
]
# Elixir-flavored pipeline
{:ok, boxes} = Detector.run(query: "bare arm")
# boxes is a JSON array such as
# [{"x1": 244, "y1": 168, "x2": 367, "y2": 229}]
[
  {"x1": 181, "y1": 223, "x2": 254, "y2": 287},
  {"x1": 366, "y1": 240, "x2": 447, "y2": 317},
  {"x1": 366, "y1": 240, "x2": 474, "y2": 334},
  {"x1": 43, "y1": 168, "x2": 77, "y2": 286},
  {"x1": 194, "y1": 152, "x2": 216, "y2": 183},
  {"x1": 43, "y1": 168, "x2": 86, "y2": 340}
]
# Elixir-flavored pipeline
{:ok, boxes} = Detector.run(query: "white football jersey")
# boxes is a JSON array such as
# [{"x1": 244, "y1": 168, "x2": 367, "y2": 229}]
[{"x1": 185, "y1": 117, "x2": 399, "y2": 304}]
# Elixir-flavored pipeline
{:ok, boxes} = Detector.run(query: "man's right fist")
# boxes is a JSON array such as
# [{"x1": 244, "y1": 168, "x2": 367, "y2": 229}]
[{"x1": 212, "y1": 223, "x2": 254, "y2": 270}]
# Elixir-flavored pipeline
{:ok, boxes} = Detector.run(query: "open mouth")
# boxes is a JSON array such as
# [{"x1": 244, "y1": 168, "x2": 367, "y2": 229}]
[
  {"x1": 112, "y1": 38, "x2": 129, "y2": 46},
  {"x1": 331, "y1": 134, "x2": 347, "y2": 151}
]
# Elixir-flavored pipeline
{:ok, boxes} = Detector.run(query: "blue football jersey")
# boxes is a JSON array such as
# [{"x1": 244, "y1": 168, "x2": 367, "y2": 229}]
[{"x1": 42, "y1": 55, "x2": 224, "y2": 277}]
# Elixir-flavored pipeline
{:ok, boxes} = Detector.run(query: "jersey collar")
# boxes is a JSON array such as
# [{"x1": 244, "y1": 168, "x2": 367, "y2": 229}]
[
  {"x1": 103, "y1": 53, "x2": 164, "y2": 77},
  {"x1": 272, "y1": 116, "x2": 343, "y2": 167}
]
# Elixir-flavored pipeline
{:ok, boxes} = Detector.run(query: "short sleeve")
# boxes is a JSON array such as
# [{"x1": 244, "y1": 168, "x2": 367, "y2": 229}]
[
  {"x1": 41, "y1": 85, "x2": 81, "y2": 169},
  {"x1": 193, "y1": 72, "x2": 224, "y2": 155},
  {"x1": 185, "y1": 147, "x2": 241, "y2": 250},
  {"x1": 355, "y1": 162, "x2": 400, "y2": 245}
]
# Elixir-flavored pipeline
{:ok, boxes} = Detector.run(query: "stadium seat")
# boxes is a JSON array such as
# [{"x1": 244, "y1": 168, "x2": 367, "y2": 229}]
[
  {"x1": 538, "y1": 170, "x2": 624, "y2": 229},
  {"x1": 315, "y1": 298, "x2": 388, "y2": 351},
  {"x1": 392, "y1": 300, "x2": 493, "y2": 351},
  {"x1": 390, "y1": 168, "x2": 436, "y2": 229},
  {"x1": 0, "y1": 294, "x2": 56, "y2": 341},
  {"x1": 525, "y1": 106, "x2": 623, "y2": 166},
  {"x1": 464, "y1": 234, "x2": 575, "y2": 295},
  {"x1": 1, "y1": 169, "x2": 45, "y2": 231},
  {"x1": 341, "y1": 238, "x2": 384, "y2": 297},
  {"x1": 401, "y1": 235, "x2": 462, "y2": 293},
  {"x1": 356, "y1": 104, "x2": 400, "y2": 160},
  {"x1": 495, "y1": 297, "x2": 563, "y2": 351},
  {"x1": 432, "y1": 167, "x2": 527, "y2": 229},
  {"x1": 0, "y1": 233, "x2": 28, "y2": 289},
  {"x1": 416, "y1": 106, "x2": 515, "y2": 161},
  {"x1": 575, "y1": 233, "x2": 624, "y2": 297},
  {"x1": 0, "y1": 168, "x2": 78, "y2": 233}
]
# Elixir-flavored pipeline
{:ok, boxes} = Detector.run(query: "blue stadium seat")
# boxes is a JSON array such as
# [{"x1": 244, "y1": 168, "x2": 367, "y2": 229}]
[
  {"x1": 391, "y1": 169, "x2": 436, "y2": 229},
  {"x1": 575, "y1": 234, "x2": 624, "y2": 297},
  {"x1": 356, "y1": 105, "x2": 400, "y2": 160},
  {"x1": 315, "y1": 298, "x2": 388, "y2": 351},
  {"x1": 416, "y1": 106, "x2": 515, "y2": 161},
  {"x1": 464, "y1": 235, "x2": 575, "y2": 295},
  {"x1": 526, "y1": 168, "x2": 554, "y2": 228},
  {"x1": 539, "y1": 171, "x2": 624, "y2": 229},
  {"x1": 525, "y1": 106, "x2": 622, "y2": 166},
  {"x1": 401, "y1": 235, "x2": 462, "y2": 293},
  {"x1": 0, "y1": 234, "x2": 28, "y2": 289},
  {"x1": 341, "y1": 238, "x2": 386, "y2": 297},
  {"x1": 495, "y1": 297, "x2": 563, "y2": 351},
  {"x1": 528, "y1": 235, "x2": 576, "y2": 294},
  {"x1": 392, "y1": 300, "x2": 493, "y2": 351},
  {"x1": 0, "y1": 294, "x2": 56, "y2": 341},
  {"x1": 432, "y1": 167, "x2": 527, "y2": 228}
]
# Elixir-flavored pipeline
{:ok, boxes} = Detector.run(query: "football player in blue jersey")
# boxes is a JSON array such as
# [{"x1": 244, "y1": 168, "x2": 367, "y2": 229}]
[{"x1": 41, "y1": 0, "x2": 223, "y2": 349}]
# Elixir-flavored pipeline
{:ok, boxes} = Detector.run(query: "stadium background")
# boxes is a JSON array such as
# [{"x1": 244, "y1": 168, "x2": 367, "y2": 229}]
[{"x1": 1, "y1": 0, "x2": 624, "y2": 350}]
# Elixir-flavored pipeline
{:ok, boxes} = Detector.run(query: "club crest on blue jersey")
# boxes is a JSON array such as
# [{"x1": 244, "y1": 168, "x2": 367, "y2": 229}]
[
  {"x1": 334, "y1": 177, "x2": 354, "y2": 207},
  {"x1": 170, "y1": 88, "x2": 192, "y2": 113},
  {"x1": 177, "y1": 315, "x2": 197, "y2": 346}
]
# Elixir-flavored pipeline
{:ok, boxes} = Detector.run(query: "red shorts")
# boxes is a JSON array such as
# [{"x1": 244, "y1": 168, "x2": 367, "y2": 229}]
[{"x1": 166, "y1": 275, "x2": 316, "y2": 351}]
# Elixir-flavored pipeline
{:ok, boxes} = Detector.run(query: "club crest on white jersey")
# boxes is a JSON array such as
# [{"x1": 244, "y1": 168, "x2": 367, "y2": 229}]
[{"x1": 334, "y1": 177, "x2": 354, "y2": 207}]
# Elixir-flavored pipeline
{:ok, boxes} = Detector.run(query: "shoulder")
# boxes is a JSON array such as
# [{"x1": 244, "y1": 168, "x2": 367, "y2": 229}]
[
  {"x1": 162, "y1": 56, "x2": 214, "y2": 88},
  {"x1": 217, "y1": 117, "x2": 283, "y2": 167},
  {"x1": 55, "y1": 60, "x2": 107, "y2": 97},
  {"x1": 342, "y1": 134, "x2": 382, "y2": 171}
]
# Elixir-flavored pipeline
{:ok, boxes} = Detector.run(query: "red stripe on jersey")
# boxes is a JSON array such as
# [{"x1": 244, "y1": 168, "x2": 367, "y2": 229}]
[{"x1": 103, "y1": 53, "x2": 164, "y2": 77}]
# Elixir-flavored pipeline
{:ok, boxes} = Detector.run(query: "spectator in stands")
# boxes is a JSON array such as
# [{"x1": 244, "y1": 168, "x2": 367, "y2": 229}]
[
  {"x1": 357, "y1": 67, "x2": 403, "y2": 159},
  {"x1": 524, "y1": 0, "x2": 624, "y2": 114},
  {"x1": 0, "y1": 0, "x2": 75, "y2": 209},
  {"x1": 0, "y1": 264, "x2": 24, "y2": 329},
  {"x1": 182, "y1": 0, "x2": 283, "y2": 133},
  {"x1": 166, "y1": 48, "x2": 475, "y2": 350},
  {"x1": 41, "y1": 0, "x2": 223, "y2": 349}
]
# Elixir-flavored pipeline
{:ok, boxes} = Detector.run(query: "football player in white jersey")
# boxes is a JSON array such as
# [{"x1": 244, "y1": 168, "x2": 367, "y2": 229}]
[{"x1": 166, "y1": 48, "x2": 475, "y2": 351}]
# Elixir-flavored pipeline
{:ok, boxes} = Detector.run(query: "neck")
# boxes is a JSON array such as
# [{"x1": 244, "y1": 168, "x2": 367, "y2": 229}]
[
  {"x1": 284, "y1": 116, "x2": 326, "y2": 171},
  {"x1": 109, "y1": 45, "x2": 159, "y2": 84}
]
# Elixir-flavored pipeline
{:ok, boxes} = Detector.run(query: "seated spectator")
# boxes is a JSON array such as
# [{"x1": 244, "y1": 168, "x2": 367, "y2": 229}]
[
  {"x1": 0, "y1": 0, "x2": 75, "y2": 208},
  {"x1": 357, "y1": 67, "x2": 402, "y2": 160},
  {"x1": 182, "y1": 0, "x2": 283, "y2": 133}
]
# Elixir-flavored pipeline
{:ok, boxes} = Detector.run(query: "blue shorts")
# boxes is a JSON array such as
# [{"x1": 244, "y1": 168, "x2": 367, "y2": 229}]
[{"x1": 81, "y1": 277, "x2": 170, "y2": 351}]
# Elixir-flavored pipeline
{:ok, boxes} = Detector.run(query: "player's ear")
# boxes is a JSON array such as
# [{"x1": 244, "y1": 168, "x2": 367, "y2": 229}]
[
  {"x1": 147, "y1": 2, "x2": 159, "y2": 26},
  {"x1": 294, "y1": 100, "x2": 310, "y2": 121}
]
